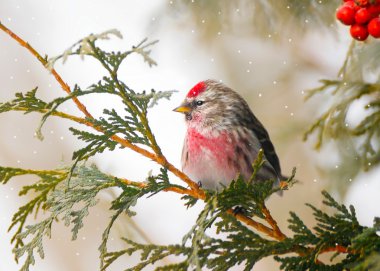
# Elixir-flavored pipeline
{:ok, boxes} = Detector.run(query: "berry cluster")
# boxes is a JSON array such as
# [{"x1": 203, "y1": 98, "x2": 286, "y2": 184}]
[{"x1": 336, "y1": 0, "x2": 380, "y2": 41}]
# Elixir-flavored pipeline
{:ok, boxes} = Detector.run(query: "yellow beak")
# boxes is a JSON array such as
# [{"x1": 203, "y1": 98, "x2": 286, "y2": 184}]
[{"x1": 173, "y1": 104, "x2": 192, "y2": 113}]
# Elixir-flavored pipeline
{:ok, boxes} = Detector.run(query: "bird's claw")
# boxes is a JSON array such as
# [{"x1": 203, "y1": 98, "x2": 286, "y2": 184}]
[{"x1": 233, "y1": 206, "x2": 246, "y2": 216}]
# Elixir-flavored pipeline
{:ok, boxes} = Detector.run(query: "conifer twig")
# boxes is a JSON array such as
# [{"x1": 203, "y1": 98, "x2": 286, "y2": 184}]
[
  {"x1": 119, "y1": 177, "x2": 199, "y2": 198},
  {"x1": 321, "y1": 244, "x2": 351, "y2": 254},
  {"x1": 11, "y1": 107, "x2": 88, "y2": 124},
  {"x1": 228, "y1": 210, "x2": 276, "y2": 238},
  {"x1": 261, "y1": 204, "x2": 286, "y2": 240},
  {"x1": 0, "y1": 22, "x2": 93, "y2": 118}
]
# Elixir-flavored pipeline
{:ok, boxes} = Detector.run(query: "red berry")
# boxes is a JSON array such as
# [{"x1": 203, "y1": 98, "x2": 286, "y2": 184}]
[
  {"x1": 350, "y1": 24, "x2": 369, "y2": 40},
  {"x1": 355, "y1": 8, "x2": 373, "y2": 23},
  {"x1": 368, "y1": 4, "x2": 380, "y2": 17},
  {"x1": 344, "y1": 1, "x2": 360, "y2": 11},
  {"x1": 337, "y1": 5, "x2": 356, "y2": 25},
  {"x1": 368, "y1": 17, "x2": 380, "y2": 37}
]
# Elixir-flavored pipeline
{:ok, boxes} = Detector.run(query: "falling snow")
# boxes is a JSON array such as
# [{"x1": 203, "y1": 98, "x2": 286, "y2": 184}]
[{"x1": 2, "y1": 2, "x2": 380, "y2": 270}]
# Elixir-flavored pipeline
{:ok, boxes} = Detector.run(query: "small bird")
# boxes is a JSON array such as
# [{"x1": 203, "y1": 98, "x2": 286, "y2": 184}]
[{"x1": 173, "y1": 79, "x2": 283, "y2": 190}]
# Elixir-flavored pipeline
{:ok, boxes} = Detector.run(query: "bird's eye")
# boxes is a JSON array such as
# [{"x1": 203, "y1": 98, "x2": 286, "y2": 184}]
[{"x1": 196, "y1": 100, "x2": 204, "y2": 106}]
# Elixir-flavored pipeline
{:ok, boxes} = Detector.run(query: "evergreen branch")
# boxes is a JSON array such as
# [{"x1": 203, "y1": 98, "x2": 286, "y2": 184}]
[
  {"x1": 12, "y1": 164, "x2": 129, "y2": 270},
  {"x1": 321, "y1": 244, "x2": 351, "y2": 254},
  {"x1": 15, "y1": 217, "x2": 55, "y2": 271},
  {"x1": 304, "y1": 79, "x2": 380, "y2": 170},
  {"x1": 0, "y1": 21, "x2": 93, "y2": 119},
  {"x1": 131, "y1": 38, "x2": 159, "y2": 67},
  {"x1": 288, "y1": 212, "x2": 317, "y2": 245},
  {"x1": 0, "y1": 167, "x2": 67, "y2": 260},
  {"x1": 87, "y1": 41, "x2": 163, "y2": 156},
  {"x1": 0, "y1": 87, "x2": 104, "y2": 139},
  {"x1": 94, "y1": 108, "x2": 150, "y2": 146},
  {"x1": 304, "y1": 39, "x2": 380, "y2": 174},
  {"x1": 103, "y1": 239, "x2": 190, "y2": 271},
  {"x1": 111, "y1": 190, "x2": 368, "y2": 271},
  {"x1": 0, "y1": 166, "x2": 60, "y2": 185},
  {"x1": 99, "y1": 208, "x2": 125, "y2": 270},
  {"x1": 70, "y1": 127, "x2": 118, "y2": 160},
  {"x1": 99, "y1": 183, "x2": 143, "y2": 269},
  {"x1": 274, "y1": 191, "x2": 368, "y2": 270},
  {"x1": 229, "y1": 210, "x2": 277, "y2": 239},
  {"x1": 338, "y1": 40, "x2": 355, "y2": 79},
  {"x1": 46, "y1": 29, "x2": 123, "y2": 68},
  {"x1": 118, "y1": 176, "x2": 197, "y2": 197},
  {"x1": 99, "y1": 168, "x2": 193, "y2": 269},
  {"x1": 182, "y1": 197, "x2": 219, "y2": 269},
  {"x1": 0, "y1": 22, "x2": 205, "y2": 201}
]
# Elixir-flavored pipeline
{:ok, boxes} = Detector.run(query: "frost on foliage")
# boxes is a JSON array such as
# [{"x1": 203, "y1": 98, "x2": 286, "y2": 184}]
[
  {"x1": 45, "y1": 29, "x2": 158, "y2": 72},
  {"x1": 46, "y1": 29, "x2": 123, "y2": 69},
  {"x1": 130, "y1": 89, "x2": 178, "y2": 108},
  {"x1": 7, "y1": 164, "x2": 122, "y2": 271}
]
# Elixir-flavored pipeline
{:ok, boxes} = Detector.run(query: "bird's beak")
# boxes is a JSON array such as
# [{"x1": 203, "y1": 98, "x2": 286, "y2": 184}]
[{"x1": 173, "y1": 103, "x2": 192, "y2": 113}]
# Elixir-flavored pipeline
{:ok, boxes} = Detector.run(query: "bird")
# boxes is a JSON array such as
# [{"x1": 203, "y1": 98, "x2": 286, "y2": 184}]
[{"x1": 173, "y1": 79, "x2": 283, "y2": 191}]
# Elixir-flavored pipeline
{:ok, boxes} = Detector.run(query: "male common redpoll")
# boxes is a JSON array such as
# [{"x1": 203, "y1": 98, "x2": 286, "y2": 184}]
[{"x1": 174, "y1": 79, "x2": 282, "y2": 190}]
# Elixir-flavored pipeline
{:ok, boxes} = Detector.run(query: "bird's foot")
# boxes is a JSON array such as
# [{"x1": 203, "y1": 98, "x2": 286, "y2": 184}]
[{"x1": 197, "y1": 181, "x2": 203, "y2": 188}]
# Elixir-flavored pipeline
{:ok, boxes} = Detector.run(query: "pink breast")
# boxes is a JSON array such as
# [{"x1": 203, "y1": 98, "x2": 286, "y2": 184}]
[
  {"x1": 187, "y1": 129, "x2": 234, "y2": 160},
  {"x1": 184, "y1": 128, "x2": 238, "y2": 187}
]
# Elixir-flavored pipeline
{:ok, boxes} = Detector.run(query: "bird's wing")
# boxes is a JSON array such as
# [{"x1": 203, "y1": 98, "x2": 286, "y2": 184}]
[{"x1": 248, "y1": 113, "x2": 282, "y2": 177}]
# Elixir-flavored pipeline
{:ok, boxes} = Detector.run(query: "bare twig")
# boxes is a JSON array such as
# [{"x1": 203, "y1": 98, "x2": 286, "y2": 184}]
[{"x1": 262, "y1": 204, "x2": 286, "y2": 240}]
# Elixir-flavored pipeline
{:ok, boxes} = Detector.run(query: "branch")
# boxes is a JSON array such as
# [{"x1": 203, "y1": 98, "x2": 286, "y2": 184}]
[
  {"x1": 228, "y1": 210, "x2": 276, "y2": 238},
  {"x1": 118, "y1": 177, "x2": 199, "y2": 198},
  {"x1": 320, "y1": 244, "x2": 352, "y2": 254},
  {"x1": 1, "y1": 22, "x2": 369, "y2": 271},
  {"x1": 0, "y1": 22, "x2": 281, "y2": 245},
  {"x1": 0, "y1": 21, "x2": 93, "y2": 119},
  {"x1": 0, "y1": 21, "x2": 203, "y2": 197},
  {"x1": 262, "y1": 204, "x2": 286, "y2": 240},
  {"x1": 10, "y1": 107, "x2": 88, "y2": 124},
  {"x1": 0, "y1": 22, "x2": 318, "y2": 254},
  {"x1": 0, "y1": 22, "x2": 294, "y2": 246}
]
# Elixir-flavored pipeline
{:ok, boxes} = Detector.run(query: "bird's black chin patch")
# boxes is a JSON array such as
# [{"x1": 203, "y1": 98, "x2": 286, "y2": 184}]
[{"x1": 185, "y1": 113, "x2": 192, "y2": 120}]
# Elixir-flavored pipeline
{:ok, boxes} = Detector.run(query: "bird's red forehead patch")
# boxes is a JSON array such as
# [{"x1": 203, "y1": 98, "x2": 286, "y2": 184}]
[{"x1": 186, "y1": 81, "x2": 206, "y2": 98}]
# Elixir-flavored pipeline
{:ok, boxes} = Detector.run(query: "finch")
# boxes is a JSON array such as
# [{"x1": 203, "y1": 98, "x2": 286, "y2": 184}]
[{"x1": 174, "y1": 80, "x2": 283, "y2": 190}]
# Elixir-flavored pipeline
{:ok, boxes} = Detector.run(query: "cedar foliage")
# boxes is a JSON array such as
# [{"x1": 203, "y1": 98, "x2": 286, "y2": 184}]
[{"x1": 1, "y1": 1, "x2": 380, "y2": 270}]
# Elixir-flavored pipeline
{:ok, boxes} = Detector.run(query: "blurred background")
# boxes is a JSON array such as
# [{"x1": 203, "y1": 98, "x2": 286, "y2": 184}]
[{"x1": 1, "y1": 0, "x2": 380, "y2": 270}]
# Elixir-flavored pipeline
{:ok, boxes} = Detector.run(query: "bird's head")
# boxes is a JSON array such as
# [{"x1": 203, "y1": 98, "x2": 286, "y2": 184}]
[{"x1": 174, "y1": 80, "x2": 249, "y2": 129}]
